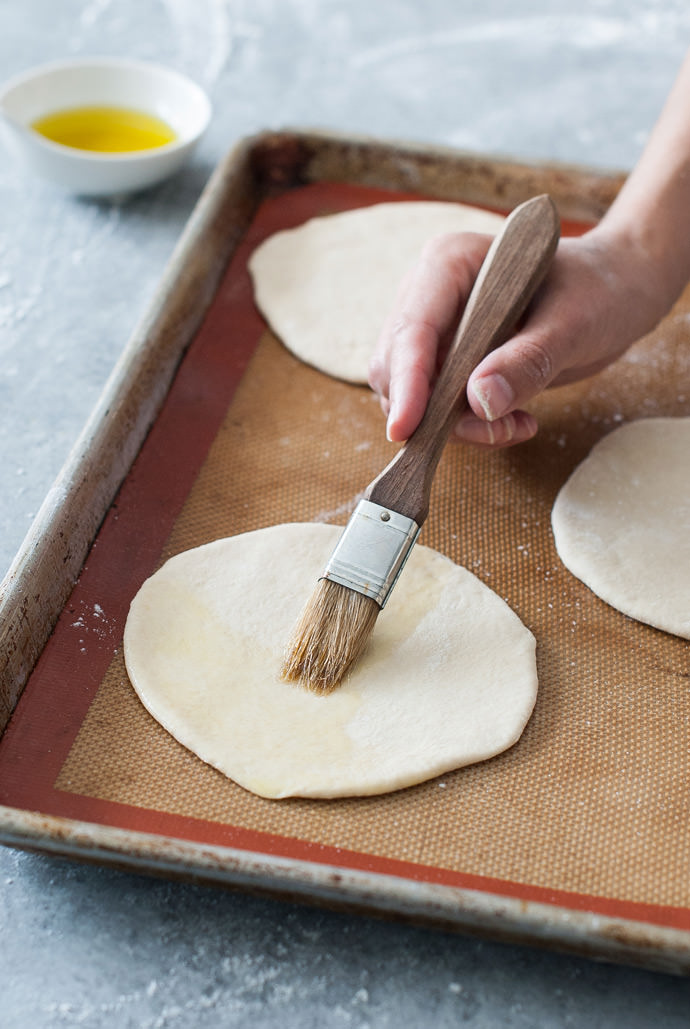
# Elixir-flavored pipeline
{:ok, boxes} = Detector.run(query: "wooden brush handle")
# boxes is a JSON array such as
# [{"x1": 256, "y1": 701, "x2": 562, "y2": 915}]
[{"x1": 365, "y1": 193, "x2": 560, "y2": 524}]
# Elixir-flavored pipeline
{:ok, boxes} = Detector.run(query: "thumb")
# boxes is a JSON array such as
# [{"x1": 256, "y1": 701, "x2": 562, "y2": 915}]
[{"x1": 467, "y1": 329, "x2": 557, "y2": 422}]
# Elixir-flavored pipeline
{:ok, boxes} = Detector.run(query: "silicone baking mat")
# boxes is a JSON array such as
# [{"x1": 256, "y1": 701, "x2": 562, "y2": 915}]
[{"x1": 1, "y1": 181, "x2": 689, "y2": 932}]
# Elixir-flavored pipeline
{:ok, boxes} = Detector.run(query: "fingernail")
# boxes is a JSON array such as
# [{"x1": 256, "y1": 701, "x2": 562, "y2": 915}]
[
  {"x1": 502, "y1": 412, "x2": 515, "y2": 442},
  {"x1": 386, "y1": 400, "x2": 397, "y2": 442},
  {"x1": 472, "y1": 374, "x2": 515, "y2": 421}
]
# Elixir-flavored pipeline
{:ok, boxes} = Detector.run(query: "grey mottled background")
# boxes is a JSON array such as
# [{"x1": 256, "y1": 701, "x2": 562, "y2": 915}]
[{"x1": 2, "y1": 1, "x2": 690, "y2": 1025}]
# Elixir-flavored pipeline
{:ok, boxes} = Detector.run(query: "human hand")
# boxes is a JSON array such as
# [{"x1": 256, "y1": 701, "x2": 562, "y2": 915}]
[{"x1": 368, "y1": 226, "x2": 666, "y2": 447}]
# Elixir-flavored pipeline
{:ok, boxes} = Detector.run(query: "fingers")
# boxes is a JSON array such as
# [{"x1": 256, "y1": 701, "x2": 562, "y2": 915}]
[
  {"x1": 383, "y1": 320, "x2": 436, "y2": 441},
  {"x1": 454, "y1": 409, "x2": 539, "y2": 447},
  {"x1": 369, "y1": 231, "x2": 493, "y2": 442},
  {"x1": 371, "y1": 226, "x2": 667, "y2": 452},
  {"x1": 369, "y1": 224, "x2": 555, "y2": 447}
]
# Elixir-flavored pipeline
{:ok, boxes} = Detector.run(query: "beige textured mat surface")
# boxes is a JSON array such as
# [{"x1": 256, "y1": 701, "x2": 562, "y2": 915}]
[{"x1": 56, "y1": 279, "x2": 690, "y2": 909}]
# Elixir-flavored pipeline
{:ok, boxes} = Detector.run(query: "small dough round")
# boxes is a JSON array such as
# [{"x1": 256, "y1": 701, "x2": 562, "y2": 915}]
[
  {"x1": 552, "y1": 417, "x2": 690, "y2": 638},
  {"x1": 248, "y1": 201, "x2": 505, "y2": 383},
  {"x1": 124, "y1": 524, "x2": 537, "y2": 799}
]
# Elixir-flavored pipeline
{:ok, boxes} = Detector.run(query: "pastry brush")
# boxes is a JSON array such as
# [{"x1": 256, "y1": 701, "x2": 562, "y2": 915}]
[{"x1": 282, "y1": 193, "x2": 560, "y2": 693}]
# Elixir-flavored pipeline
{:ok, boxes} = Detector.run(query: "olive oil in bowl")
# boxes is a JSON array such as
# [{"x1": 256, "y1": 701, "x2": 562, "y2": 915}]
[
  {"x1": 31, "y1": 105, "x2": 177, "y2": 153},
  {"x1": 1, "y1": 57, "x2": 210, "y2": 192}
]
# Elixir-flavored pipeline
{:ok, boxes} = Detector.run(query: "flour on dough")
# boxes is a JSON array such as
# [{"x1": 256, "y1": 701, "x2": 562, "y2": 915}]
[
  {"x1": 551, "y1": 417, "x2": 690, "y2": 638},
  {"x1": 248, "y1": 201, "x2": 505, "y2": 383},
  {"x1": 124, "y1": 523, "x2": 537, "y2": 799}
]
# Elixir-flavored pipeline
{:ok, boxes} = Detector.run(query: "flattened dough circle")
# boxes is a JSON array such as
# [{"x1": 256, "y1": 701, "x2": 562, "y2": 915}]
[
  {"x1": 248, "y1": 201, "x2": 505, "y2": 383},
  {"x1": 124, "y1": 524, "x2": 537, "y2": 799},
  {"x1": 551, "y1": 417, "x2": 690, "y2": 638}
]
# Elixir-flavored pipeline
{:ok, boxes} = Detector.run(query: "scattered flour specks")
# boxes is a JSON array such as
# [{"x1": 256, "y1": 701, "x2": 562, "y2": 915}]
[
  {"x1": 68, "y1": 600, "x2": 115, "y2": 647},
  {"x1": 310, "y1": 492, "x2": 364, "y2": 524}
]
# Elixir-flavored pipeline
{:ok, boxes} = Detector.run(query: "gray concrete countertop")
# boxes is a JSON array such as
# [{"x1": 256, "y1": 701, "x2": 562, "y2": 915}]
[{"x1": 2, "y1": 1, "x2": 690, "y2": 1025}]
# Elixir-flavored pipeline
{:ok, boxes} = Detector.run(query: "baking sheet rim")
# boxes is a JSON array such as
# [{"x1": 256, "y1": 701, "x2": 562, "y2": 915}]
[
  {"x1": 2, "y1": 803, "x2": 688, "y2": 974},
  {"x1": 5, "y1": 128, "x2": 687, "y2": 973}
]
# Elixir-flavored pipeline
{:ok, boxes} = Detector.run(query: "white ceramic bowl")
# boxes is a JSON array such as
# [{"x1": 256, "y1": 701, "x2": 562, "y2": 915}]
[{"x1": 0, "y1": 57, "x2": 211, "y2": 196}]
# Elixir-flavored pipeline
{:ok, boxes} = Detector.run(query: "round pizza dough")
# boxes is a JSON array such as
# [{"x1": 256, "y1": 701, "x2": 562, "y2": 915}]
[
  {"x1": 551, "y1": 417, "x2": 690, "y2": 638},
  {"x1": 124, "y1": 523, "x2": 537, "y2": 799},
  {"x1": 248, "y1": 201, "x2": 505, "y2": 383}
]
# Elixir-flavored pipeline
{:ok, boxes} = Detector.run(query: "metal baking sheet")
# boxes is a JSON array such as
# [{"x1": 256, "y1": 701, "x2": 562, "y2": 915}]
[{"x1": 1, "y1": 129, "x2": 688, "y2": 975}]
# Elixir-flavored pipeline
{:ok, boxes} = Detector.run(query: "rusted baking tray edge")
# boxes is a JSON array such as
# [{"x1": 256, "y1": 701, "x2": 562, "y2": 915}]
[
  {"x1": 5, "y1": 129, "x2": 686, "y2": 976},
  {"x1": 0, "y1": 805, "x2": 686, "y2": 975}
]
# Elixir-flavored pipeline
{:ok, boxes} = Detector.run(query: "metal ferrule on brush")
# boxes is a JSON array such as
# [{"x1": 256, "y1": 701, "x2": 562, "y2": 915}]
[{"x1": 322, "y1": 499, "x2": 420, "y2": 608}]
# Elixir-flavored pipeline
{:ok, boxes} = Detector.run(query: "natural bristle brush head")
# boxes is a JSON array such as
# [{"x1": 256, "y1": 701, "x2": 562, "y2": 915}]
[{"x1": 281, "y1": 578, "x2": 380, "y2": 693}]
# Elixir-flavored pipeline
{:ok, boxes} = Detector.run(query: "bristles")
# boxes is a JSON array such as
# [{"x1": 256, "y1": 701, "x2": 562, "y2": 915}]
[{"x1": 282, "y1": 578, "x2": 380, "y2": 694}]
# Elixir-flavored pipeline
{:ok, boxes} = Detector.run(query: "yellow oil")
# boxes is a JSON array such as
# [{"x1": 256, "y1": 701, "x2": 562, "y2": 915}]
[{"x1": 30, "y1": 105, "x2": 177, "y2": 153}]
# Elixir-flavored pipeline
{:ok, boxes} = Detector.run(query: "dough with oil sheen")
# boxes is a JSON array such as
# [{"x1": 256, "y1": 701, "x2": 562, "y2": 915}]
[
  {"x1": 248, "y1": 201, "x2": 505, "y2": 383},
  {"x1": 551, "y1": 417, "x2": 690, "y2": 638},
  {"x1": 124, "y1": 523, "x2": 537, "y2": 799}
]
